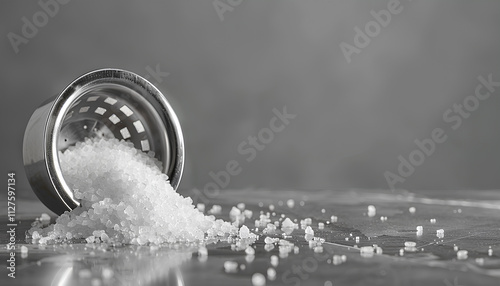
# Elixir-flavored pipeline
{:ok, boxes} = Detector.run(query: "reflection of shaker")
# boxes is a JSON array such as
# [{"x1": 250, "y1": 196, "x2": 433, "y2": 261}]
[{"x1": 23, "y1": 69, "x2": 184, "y2": 215}]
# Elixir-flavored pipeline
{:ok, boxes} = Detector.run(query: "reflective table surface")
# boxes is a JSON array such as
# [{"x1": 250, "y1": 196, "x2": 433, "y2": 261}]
[{"x1": 1, "y1": 188, "x2": 499, "y2": 286}]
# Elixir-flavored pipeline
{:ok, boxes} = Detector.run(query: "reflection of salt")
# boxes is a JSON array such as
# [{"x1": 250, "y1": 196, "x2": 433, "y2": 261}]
[
  {"x1": 224, "y1": 261, "x2": 238, "y2": 273},
  {"x1": 267, "y1": 268, "x2": 276, "y2": 281},
  {"x1": 270, "y1": 255, "x2": 279, "y2": 267},
  {"x1": 305, "y1": 226, "x2": 314, "y2": 236}
]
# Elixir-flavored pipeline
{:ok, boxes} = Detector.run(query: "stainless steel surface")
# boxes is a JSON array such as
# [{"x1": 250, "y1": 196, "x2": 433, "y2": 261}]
[
  {"x1": 22, "y1": 69, "x2": 184, "y2": 215},
  {"x1": 1, "y1": 189, "x2": 499, "y2": 286}
]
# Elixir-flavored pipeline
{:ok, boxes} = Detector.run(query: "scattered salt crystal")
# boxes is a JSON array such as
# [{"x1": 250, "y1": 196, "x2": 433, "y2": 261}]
[
  {"x1": 457, "y1": 250, "x2": 468, "y2": 260},
  {"x1": 367, "y1": 205, "x2": 376, "y2": 217},
  {"x1": 244, "y1": 210, "x2": 253, "y2": 219},
  {"x1": 264, "y1": 244, "x2": 275, "y2": 252},
  {"x1": 436, "y1": 229, "x2": 444, "y2": 238},
  {"x1": 286, "y1": 199, "x2": 295, "y2": 208},
  {"x1": 488, "y1": 247, "x2": 493, "y2": 256},
  {"x1": 399, "y1": 249, "x2": 404, "y2": 256},
  {"x1": 430, "y1": 218, "x2": 436, "y2": 224},
  {"x1": 404, "y1": 241, "x2": 416, "y2": 247},
  {"x1": 208, "y1": 205, "x2": 222, "y2": 215},
  {"x1": 252, "y1": 273, "x2": 266, "y2": 286},
  {"x1": 305, "y1": 226, "x2": 314, "y2": 236},
  {"x1": 318, "y1": 222, "x2": 324, "y2": 229},
  {"x1": 380, "y1": 216, "x2": 387, "y2": 222},
  {"x1": 197, "y1": 203, "x2": 205, "y2": 212},
  {"x1": 245, "y1": 246, "x2": 255, "y2": 255},
  {"x1": 321, "y1": 209, "x2": 326, "y2": 214},
  {"x1": 230, "y1": 206, "x2": 241, "y2": 217},
  {"x1": 454, "y1": 244, "x2": 458, "y2": 251},
  {"x1": 40, "y1": 213, "x2": 51, "y2": 222},
  {"x1": 224, "y1": 261, "x2": 238, "y2": 273},
  {"x1": 314, "y1": 246, "x2": 323, "y2": 253},
  {"x1": 281, "y1": 218, "x2": 295, "y2": 230},
  {"x1": 416, "y1": 226, "x2": 423, "y2": 232},
  {"x1": 355, "y1": 236, "x2": 360, "y2": 243},
  {"x1": 409, "y1": 207, "x2": 416, "y2": 214},
  {"x1": 269, "y1": 205, "x2": 275, "y2": 211},
  {"x1": 239, "y1": 225, "x2": 251, "y2": 239},
  {"x1": 267, "y1": 268, "x2": 276, "y2": 281},
  {"x1": 330, "y1": 216, "x2": 338, "y2": 223},
  {"x1": 237, "y1": 203, "x2": 245, "y2": 210},
  {"x1": 264, "y1": 237, "x2": 278, "y2": 244}
]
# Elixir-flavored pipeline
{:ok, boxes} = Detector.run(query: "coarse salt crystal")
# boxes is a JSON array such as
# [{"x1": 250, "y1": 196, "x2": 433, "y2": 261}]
[
  {"x1": 30, "y1": 138, "x2": 239, "y2": 245},
  {"x1": 252, "y1": 273, "x2": 266, "y2": 286}
]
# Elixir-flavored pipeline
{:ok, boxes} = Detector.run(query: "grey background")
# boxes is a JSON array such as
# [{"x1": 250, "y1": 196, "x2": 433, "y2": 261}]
[{"x1": 1, "y1": 0, "x2": 499, "y2": 202}]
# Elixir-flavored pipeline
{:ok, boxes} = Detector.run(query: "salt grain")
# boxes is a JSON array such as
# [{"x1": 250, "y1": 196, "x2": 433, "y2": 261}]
[
  {"x1": 457, "y1": 250, "x2": 468, "y2": 260},
  {"x1": 436, "y1": 229, "x2": 444, "y2": 238},
  {"x1": 367, "y1": 205, "x2": 376, "y2": 217},
  {"x1": 245, "y1": 246, "x2": 255, "y2": 255},
  {"x1": 30, "y1": 138, "x2": 239, "y2": 245},
  {"x1": 252, "y1": 273, "x2": 266, "y2": 286}
]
